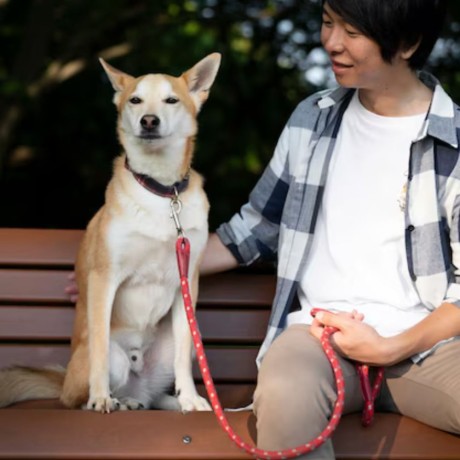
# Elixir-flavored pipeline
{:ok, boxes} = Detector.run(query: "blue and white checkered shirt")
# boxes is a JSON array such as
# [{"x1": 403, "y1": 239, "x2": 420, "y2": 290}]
[{"x1": 216, "y1": 72, "x2": 460, "y2": 364}]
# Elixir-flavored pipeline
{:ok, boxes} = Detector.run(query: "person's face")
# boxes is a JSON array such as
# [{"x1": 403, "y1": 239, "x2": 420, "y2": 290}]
[{"x1": 320, "y1": 3, "x2": 407, "y2": 90}]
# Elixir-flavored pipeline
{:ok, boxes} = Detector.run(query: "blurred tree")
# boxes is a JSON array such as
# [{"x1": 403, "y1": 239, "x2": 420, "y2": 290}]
[{"x1": 0, "y1": 0, "x2": 459, "y2": 231}]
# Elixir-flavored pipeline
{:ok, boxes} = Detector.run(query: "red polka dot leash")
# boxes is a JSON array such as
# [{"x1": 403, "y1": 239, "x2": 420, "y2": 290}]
[{"x1": 175, "y1": 235, "x2": 384, "y2": 459}]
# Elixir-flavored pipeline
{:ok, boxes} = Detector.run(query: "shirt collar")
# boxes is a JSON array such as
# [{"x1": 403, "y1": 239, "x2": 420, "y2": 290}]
[
  {"x1": 317, "y1": 71, "x2": 458, "y2": 148},
  {"x1": 419, "y1": 71, "x2": 458, "y2": 148},
  {"x1": 317, "y1": 86, "x2": 351, "y2": 109}
]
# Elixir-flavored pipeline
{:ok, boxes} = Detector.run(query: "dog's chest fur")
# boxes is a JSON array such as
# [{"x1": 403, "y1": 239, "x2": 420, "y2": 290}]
[{"x1": 105, "y1": 163, "x2": 209, "y2": 331}]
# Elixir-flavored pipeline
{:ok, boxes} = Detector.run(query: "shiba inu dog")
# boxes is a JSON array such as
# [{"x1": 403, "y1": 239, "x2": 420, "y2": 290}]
[{"x1": 0, "y1": 53, "x2": 221, "y2": 413}]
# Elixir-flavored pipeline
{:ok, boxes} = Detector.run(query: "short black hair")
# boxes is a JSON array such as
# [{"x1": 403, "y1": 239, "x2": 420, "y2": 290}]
[{"x1": 323, "y1": 0, "x2": 447, "y2": 69}]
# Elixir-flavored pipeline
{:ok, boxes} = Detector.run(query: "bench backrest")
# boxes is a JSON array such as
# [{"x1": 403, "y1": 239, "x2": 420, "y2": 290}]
[{"x1": 0, "y1": 228, "x2": 275, "y2": 408}]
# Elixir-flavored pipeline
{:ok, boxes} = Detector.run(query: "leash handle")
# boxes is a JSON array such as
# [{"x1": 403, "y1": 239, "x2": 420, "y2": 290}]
[
  {"x1": 357, "y1": 364, "x2": 385, "y2": 427},
  {"x1": 310, "y1": 308, "x2": 385, "y2": 427},
  {"x1": 176, "y1": 237, "x2": 349, "y2": 459}
]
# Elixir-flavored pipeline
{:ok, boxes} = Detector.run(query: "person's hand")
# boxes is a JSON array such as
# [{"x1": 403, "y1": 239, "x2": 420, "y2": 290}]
[
  {"x1": 65, "y1": 272, "x2": 79, "y2": 303},
  {"x1": 310, "y1": 308, "x2": 364, "y2": 335},
  {"x1": 310, "y1": 309, "x2": 389, "y2": 366}
]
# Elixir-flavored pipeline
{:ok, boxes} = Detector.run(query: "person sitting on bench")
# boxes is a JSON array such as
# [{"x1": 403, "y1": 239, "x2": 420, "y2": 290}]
[{"x1": 199, "y1": 0, "x2": 460, "y2": 458}]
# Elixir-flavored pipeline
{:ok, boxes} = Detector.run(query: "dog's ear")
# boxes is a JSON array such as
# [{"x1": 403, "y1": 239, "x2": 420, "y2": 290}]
[
  {"x1": 182, "y1": 53, "x2": 221, "y2": 111},
  {"x1": 99, "y1": 58, "x2": 135, "y2": 103}
]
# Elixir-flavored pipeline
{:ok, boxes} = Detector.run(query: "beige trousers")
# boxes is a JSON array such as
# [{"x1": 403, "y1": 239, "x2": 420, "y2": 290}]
[{"x1": 253, "y1": 324, "x2": 460, "y2": 459}]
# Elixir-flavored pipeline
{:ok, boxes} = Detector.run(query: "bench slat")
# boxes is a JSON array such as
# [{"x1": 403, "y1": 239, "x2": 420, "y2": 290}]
[
  {"x1": 0, "y1": 228, "x2": 81, "y2": 267},
  {"x1": 0, "y1": 344, "x2": 71, "y2": 368},
  {"x1": 0, "y1": 306, "x2": 269, "y2": 343},
  {"x1": 195, "y1": 309, "x2": 269, "y2": 342},
  {"x1": 0, "y1": 409, "x2": 459, "y2": 460},
  {"x1": 0, "y1": 269, "x2": 71, "y2": 304},
  {"x1": 0, "y1": 409, "x2": 255, "y2": 459},
  {"x1": 0, "y1": 306, "x2": 74, "y2": 340},
  {"x1": 0, "y1": 345, "x2": 258, "y2": 381},
  {"x1": 0, "y1": 270, "x2": 275, "y2": 307},
  {"x1": 199, "y1": 273, "x2": 275, "y2": 307}
]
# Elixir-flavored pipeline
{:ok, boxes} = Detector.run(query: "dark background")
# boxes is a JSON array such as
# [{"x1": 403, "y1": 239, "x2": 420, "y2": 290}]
[{"x1": 1, "y1": 0, "x2": 460, "y2": 232}]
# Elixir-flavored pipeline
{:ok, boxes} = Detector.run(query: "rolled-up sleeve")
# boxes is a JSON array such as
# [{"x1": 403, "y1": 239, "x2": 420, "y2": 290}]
[{"x1": 216, "y1": 124, "x2": 291, "y2": 266}]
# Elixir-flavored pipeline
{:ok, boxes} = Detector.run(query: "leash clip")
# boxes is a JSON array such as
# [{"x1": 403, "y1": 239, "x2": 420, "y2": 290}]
[{"x1": 170, "y1": 188, "x2": 184, "y2": 236}]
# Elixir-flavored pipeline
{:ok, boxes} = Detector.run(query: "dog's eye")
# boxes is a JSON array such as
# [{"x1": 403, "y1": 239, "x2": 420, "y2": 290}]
[
  {"x1": 129, "y1": 97, "x2": 142, "y2": 104},
  {"x1": 165, "y1": 97, "x2": 179, "y2": 104}
]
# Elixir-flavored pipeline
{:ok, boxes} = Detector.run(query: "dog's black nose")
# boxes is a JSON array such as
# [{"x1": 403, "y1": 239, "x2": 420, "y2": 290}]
[{"x1": 140, "y1": 115, "x2": 160, "y2": 130}]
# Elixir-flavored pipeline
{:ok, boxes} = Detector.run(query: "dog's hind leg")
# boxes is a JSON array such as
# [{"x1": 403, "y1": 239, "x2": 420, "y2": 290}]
[
  {"x1": 112, "y1": 375, "x2": 151, "y2": 410},
  {"x1": 109, "y1": 340, "x2": 131, "y2": 391},
  {"x1": 152, "y1": 393, "x2": 181, "y2": 411},
  {"x1": 61, "y1": 343, "x2": 90, "y2": 408},
  {"x1": 117, "y1": 396, "x2": 146, "y2": 410}
]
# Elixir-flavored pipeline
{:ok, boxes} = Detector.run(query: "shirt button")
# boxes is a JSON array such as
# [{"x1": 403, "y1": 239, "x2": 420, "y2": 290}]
[{"x1": 407, "y1": 225, "x2": 415, "y2": 232}]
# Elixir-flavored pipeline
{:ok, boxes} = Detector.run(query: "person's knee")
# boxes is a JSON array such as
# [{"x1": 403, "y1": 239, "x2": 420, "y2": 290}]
[
  {"x1": 255, "y1": 327, "x2": 332, "y2": 407},
  {"x1": 255, "y1": 365, "x2": 297, "y2": 410},
  {"x1": 255, "y1": 355, "x2": 332, "y2": 420}
]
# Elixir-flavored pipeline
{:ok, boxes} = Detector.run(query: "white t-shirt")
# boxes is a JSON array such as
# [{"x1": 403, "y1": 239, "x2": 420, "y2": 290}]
[{"x1": 289, "y1": 91, "x2": 429, "y2": 337}]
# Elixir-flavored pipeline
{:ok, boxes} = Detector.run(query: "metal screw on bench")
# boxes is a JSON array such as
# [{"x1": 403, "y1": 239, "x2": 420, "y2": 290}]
[{"x1": 182, "y1": 435, "x2": 192, "y2": 444}]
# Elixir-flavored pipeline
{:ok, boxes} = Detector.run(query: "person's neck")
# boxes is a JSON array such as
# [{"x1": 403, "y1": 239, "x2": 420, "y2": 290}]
[{"x1": 358, "y1": 70, "x2": 432, "y2": 117}]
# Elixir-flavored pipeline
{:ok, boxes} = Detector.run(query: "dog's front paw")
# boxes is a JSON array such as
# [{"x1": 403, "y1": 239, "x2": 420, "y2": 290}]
[
  {"x1": 86, "y1": 395, "x2": 121, "y2": 413},
  {"x1": 178, "y1": 393, "x2": 211, "y2": 413}
]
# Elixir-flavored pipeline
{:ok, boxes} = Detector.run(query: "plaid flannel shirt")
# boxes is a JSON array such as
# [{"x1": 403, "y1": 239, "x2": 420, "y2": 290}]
[{"x1": 216, "y1": 72, "x2": 460, "y2": 364}]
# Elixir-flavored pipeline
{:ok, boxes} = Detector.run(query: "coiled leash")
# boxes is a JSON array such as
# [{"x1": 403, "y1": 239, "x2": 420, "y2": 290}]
[{"x1": 171, "y1": 198, "x2": 384, "y2": 458}]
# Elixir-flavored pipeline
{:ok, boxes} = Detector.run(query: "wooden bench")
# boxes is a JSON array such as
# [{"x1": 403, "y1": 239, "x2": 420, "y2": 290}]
[{"x1": 0, "y1": 227, "x2": 459, "y2": 459}]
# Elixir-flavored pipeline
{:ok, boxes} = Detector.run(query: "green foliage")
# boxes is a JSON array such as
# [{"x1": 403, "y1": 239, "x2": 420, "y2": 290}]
[{"x1": 0, "y1": 0, "x2": 459, "y2": 230}]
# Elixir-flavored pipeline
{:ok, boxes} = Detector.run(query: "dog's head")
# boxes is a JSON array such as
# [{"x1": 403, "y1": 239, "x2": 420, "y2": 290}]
[{"x1": 99, "y1": 54, "x2": 221, "y2": 148}]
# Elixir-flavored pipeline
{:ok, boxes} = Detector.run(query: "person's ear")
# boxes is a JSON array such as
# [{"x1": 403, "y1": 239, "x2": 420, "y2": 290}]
[{"x1": 400, "y1": 38, "x2": 421, "y2": 60}]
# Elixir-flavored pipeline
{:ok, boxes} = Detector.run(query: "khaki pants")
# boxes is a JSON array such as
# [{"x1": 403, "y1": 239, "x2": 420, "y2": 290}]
[{"x1": 253, "y1": 324, "x2": 460, "y2": 459}]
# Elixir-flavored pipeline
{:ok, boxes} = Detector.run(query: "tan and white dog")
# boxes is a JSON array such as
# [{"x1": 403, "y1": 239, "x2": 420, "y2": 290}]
[{"x1": 0, "y1": 53, "x2": 221, "y2": 413}]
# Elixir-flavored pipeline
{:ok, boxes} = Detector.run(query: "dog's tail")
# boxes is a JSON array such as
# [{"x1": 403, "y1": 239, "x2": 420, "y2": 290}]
[{"x1": 0, "y1": 365, "x2": 65, "y2": 408}]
